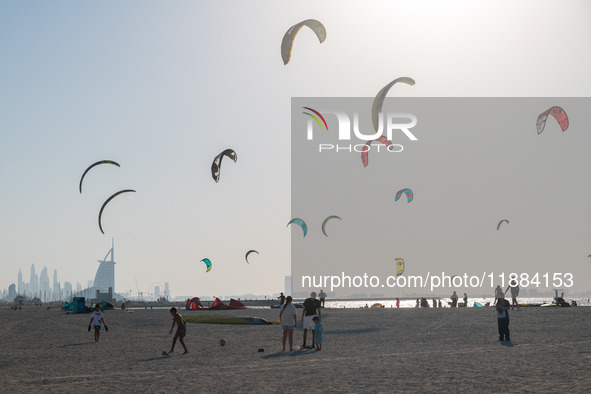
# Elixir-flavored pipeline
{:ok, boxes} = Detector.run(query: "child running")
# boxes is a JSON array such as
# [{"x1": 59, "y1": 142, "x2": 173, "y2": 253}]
[
  {"x1": 167, "y1": 307, "x2": 188, "y2": 355},
  {"x1": 312, "y1": 315, "x2": 323, "y2": 351},
  {"x1": 88, "y1": 304, "x2": 108, "y2": 342}
]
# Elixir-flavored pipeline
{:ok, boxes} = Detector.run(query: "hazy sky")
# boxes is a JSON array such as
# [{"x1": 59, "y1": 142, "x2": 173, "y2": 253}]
[{"x1": 1, "y1": 1, "x2": 590, "y2": 298}]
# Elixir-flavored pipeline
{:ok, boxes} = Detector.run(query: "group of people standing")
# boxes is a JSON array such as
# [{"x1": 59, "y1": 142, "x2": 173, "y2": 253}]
[{"x1": 279, "y1": 291, "x2": 324, "y2": 351}]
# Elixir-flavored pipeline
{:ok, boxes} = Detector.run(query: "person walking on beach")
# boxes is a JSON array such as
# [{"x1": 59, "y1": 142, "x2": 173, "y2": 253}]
[
  {"x1": 312, "y1": 315, "x2": 323, "y2": 351},
  {"x1": 278, "y1": 292, "x2": 286, "y2": 305},
  {"x1": 463, "y1": 293, "x2": 468, "y2": 307},
  {"x1": 432, "y1": 298, "x2": 437, "y2": 308},
  {"x1": 494, "y1": 285, "x2": 504, "y2": 305},
  {"x1": 167, "y1": 307, "x2": 188, "y2": 355},
  {"x1": 88, "y1": 304, "x2": 108, "y2": 342},
  {"x1": 450, "y1": 291, "x2": 458, "y2": 307},
  {"x1": 396, "y1": 298, "x2": 400, "y2": 308},
  {"x1": 318, "y1": 289, "x2": 327, "y2": 307},
  {"x1": 279, "y1": 296, "x2": 297, "y2": 351},
  {"x1": 496, "y1": 294, "x2": 511, "y2": 342},
  {"x1": 505, "y1": 284, "x2": 520, "y2": 310},
  {"x1": 301, "y1": 292, "x2": 321, "y2": 349}
]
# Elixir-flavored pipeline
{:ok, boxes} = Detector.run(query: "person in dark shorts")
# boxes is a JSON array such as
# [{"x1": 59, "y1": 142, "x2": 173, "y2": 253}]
[
  {"x1": 496, "y1": 294, "x2": 511, "y2": 342},
  {"x1": 301, "y1": 292, "x2": 321, "y2": 349},
  {"x1": 318, "y1": 290, "x2": 327, "y2": 307},
  {"x1": 167, "y1": 307, "x2": 188, "y2": 355}
]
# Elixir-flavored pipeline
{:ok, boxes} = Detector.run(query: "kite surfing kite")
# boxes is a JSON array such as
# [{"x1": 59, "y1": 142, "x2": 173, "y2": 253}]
[
  {"x1": 79, "y1": 160, "x2": 120, "y2": 193},
  {"x1": 361, "y1": 136, "x2": 394, "y2": 167},
  {"x1": 394, "y1": 188, "x2": 414, "y2": 203},
  {"x1": 321, "y1": 215, "x2": 342, "y2": 237},
  {"x1": 395, "y1": 258, "x2": 404, "y2": 276},
  {"x1": 287, "y1": 218, "x2": 307, "y2": 237},
  {"x1": 211, "y1": 149, "x2": 237, "y2": 183},
  {"x1": 245, "y1": 250, "x2": 259, "y2": 264},
  {"x1": 201, "y1": 258, "x2": 212, "y2": 273},
  {"x1": 371, "y1": 77, "x2": 415, "y2": 132},
  {"x1": 497, "y1": 219, "x2": 509, "y2": 231},
  {"x1": 98, "y1": 189, "x2": 136, "y2": 234},
  {"x1": 281, "y1": 19, "x2": 326, "y2": 65},
  {"x1": 536, "y1": 106, "x2": 568, "y2": 134}
]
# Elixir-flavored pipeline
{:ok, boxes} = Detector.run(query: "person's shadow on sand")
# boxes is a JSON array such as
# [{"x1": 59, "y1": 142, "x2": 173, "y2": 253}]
[
  {"x1": 500, "y1": 341, "x2": 515, "y2": 348},
  {"x1": 61, "y1": 343, "x2": 94, "y2": 348},
  {"x1": 261, "y1": 349, "x2": 317, "y2": 359}
]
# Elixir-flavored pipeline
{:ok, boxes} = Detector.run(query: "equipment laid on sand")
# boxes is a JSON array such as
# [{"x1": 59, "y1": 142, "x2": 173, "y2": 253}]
[
  {"x1": 541, "y1": 290, "x2": 571, "y2": 307},
  {"x1": 184, "y1": 315, "x2": 272, "y2": 325},
  {"x1": 186, "y1": 297, "x2": 246, "y2": 310}
]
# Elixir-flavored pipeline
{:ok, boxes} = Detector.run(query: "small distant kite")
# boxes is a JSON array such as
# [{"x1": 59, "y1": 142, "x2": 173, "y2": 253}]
[
  {"x1": 281, "y1": 19, "x2": 326, "y2": 65},
  {"x1": 201, "y1": 258, "x2": 212, "y2": 273},
  {"x1": 395, "y1": 258, "x2": 404, "y2": 276},
  {"x1": 98, "y1": 189, "x2": 136, "y2": 234},
  {"x1": 321, "y1": 215, "x2": 342, "y2": 237},
  {"x1": 497, "y1": 219, "x2": 509, "y2": 231},
  {"x1": 361, "y1": 136, "x2": 394, "y2": 167},
  {"x1": 79, "y1": 160, "x2": 120, "y2": 193},
  {"x1": 211, "y1": 149, "x2": 237, "y2": 183},
  {"x1": 287, "y1": 218, "x2": 307, "y2": 237},
  {"x1": 372, "y1": 77, "x2": 415, "y2": 131},
  {"x1": 395, "y1": 188, "x2": 414, "y2": 203},
  {"x1": 536, "y1": 106, "x2": 568, "y2": 134},
  {"x1": 245, "y1": 250, "x2": 259, "y2": 264}
]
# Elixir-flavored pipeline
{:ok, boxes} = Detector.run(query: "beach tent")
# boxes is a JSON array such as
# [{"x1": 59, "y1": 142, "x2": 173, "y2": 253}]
[
  {"x1": 210, "y1": 298, "x2": 229, "y2": 310},
  {"x1": 101, "y1": 301, "x2": 115, "y2": 310},
  {"x1": 228, "y1": 299, "x2": 246, "y2": 309},
  {"x1": 186, "y1": 297, "x2": 204, "y2": 310},
  {"x1": 72, "y1": 297, "x2": 86, "y2": 314},
  {"x1": 63, "y1": 301, "x2": 73, "y2": 311}
]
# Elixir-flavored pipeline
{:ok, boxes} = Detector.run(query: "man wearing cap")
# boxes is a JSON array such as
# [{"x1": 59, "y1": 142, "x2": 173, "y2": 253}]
[{"x1": 301, "y1": 291, "x2": 322, "y2": 349}]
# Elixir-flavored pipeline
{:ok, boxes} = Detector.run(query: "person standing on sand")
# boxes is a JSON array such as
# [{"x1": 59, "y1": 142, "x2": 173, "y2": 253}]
[
  {"x1": 88, "y1": 304, "x2": 108, "y2": 342},
  {"x1": 450, "y1": 291, "x2": 458, "y2": 307},
  {"x1": 312, "y1": 315, "x2": 323, "y2": 351},
  {"x1": 167, "y1": 307, "x2": 188, "y2": 355},
  {"x1": 301, "y1": 292, "x2": 321, "y2": 349},
  {"x1": 280, "y1": 296, "x2": 297, "y2": 351},
  {"x1": 496, "y1": 294, "x2": 511, "y2": 341},
  {"x1": 278, "y1": 292, "x2": 286, "y2": 305},
  {"x1": 432, "y1": 298, "x2": 437, "y2": 308},
  {"x1": 494, "y1": 285, "x2": 504, "y2": 305},
  {"x1": 463, "y1": 293, "x2": 468, "y2": 307},
  {"x1": 396, "y1": 298, "x2": 400, "y2": 308},
  {"x1": 318, "y1": 289, "x2": 327, "y2": 307},
  {"x1": 504, "y1": 284, "x2": 519, "y2": 310}
]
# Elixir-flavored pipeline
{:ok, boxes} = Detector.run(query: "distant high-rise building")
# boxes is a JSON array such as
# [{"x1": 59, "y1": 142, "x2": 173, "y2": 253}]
[
  {"x1": 87, "y1": 280, "x2": 94, "y2": 288},
  {"x1": 76, "y1": 282, "x2": 81, "y2": 293},
  {"x1": 285, "y1": 276, "x2": 292, "y2": 296},
  {"x1": 94, "y1": 240, "x2": 115, "y2": 293},
  {"x1": 164, "y1": 282, "x2": 170, "y2": 299},
  {"x1": 53, "y1": 269, "x2": 59, "y2": 298},
  {"x1": 18, "y1": 269, "x2": 25, "y2": 295},
  {"x1": 39, "y1": 267, "x2": 50, "y2": 301},
  {"x1": 30, "y1": 264, "x2": 39, "y2": 297},
  {"x1": 154, "y1": 286, "x2": 160, "y2": 299},
  {"x1": 8, "y1": 284, "x2": 17, "y2": 301},
  {"x1": 64, "y1": 282, "x2": 72, "y2": 298}
]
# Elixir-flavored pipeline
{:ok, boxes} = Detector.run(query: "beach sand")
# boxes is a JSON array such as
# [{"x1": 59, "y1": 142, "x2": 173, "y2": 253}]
[{"x1": 1, "y1": 306, "x2": 590, "y2": 392}]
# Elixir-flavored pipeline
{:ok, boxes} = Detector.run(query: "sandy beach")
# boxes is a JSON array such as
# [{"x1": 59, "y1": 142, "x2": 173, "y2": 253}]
[{"x1": 1, "y1": 306, "x2": 590, "y2": 392}]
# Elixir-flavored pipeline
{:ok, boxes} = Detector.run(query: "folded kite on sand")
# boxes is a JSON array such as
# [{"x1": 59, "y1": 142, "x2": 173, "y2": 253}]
[{"x1": 183, "y1": 315, "x2": 272, "y2": 325}]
